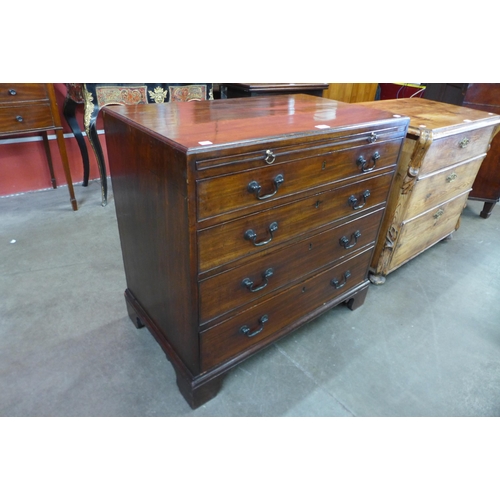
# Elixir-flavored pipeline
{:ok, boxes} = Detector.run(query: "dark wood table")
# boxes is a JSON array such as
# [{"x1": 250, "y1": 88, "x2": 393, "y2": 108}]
[{"x1": 221, "y1": 83, "x2": 328, "y2": 99}]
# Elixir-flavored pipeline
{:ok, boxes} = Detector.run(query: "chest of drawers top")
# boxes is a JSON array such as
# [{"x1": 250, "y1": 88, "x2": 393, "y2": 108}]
[
  {"x1": 362, "y1": 97, "x2": 500, "y2": 138},
  {"x1": 103, "y1": 94, "x2": 408, "y2": 156}
]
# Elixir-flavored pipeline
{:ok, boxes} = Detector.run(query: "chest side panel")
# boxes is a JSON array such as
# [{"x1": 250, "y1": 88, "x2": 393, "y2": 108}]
[{"x1": 104, "y1": 114, "x2": 199, "y2": 374}]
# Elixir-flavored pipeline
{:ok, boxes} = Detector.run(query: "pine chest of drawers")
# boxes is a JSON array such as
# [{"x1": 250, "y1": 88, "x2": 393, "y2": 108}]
[
  {"x1": 103, "y1": 95, "x2": 409, "y2": 408},
  {"x1": 360, "y1": 98, "x2": 500, "y2": 284}
]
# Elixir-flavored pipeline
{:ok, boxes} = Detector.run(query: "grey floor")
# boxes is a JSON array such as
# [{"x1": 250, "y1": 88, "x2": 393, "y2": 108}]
[{"x1": 1, "y1": 180, "x2": 499, "y2": 417}]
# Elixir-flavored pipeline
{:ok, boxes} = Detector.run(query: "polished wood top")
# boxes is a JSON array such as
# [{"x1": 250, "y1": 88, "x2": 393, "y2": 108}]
[
  {"x1": 102, "y1": 94, "x2": 407, "y2": 152},
  {"x1": 360, "y1": 98, "x2": 500, "y2": 138}
]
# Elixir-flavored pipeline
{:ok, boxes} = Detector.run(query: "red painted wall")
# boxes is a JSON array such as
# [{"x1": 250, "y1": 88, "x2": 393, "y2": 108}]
[{"x1": 0, "y1": 83, "x2": 107, "y2": 197}]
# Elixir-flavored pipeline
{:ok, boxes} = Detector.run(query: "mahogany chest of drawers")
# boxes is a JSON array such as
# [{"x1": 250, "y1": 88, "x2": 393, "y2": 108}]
[
  {"x1": 359, "y1": 98, "x2": 500, "y2": 284},
  {"x1": 462, "y1": 84, "x2": 500, "y2": 218},
  {"x1": 103, "y1": 95, "x2": 409, "y2": 408},
  {"x1": 0, "y1": 83, "x2": 77, "y2": 210}
]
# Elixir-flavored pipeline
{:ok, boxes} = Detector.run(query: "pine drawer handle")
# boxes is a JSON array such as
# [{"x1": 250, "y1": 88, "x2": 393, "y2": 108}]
[
  {"x1": 240, "y1": 314, "x2": 269, "y2": 338},
  {"x1": 459, "y1": 137, "x2": 470, "y2": 148},
  {"x1": 242, "y1": 268, "x2": 274, "y2": 292},
  {"x1": 244, "y1": 221, "x2": 278, "y2": 246},
  {"x1": 331, "y1": 270, "x2": 352, "y2": 289},
  {"x1": 340, "y1": 230, "x2": 361, "y2": 249},
  {"x1": 348, "y1": 190, "x2": 370, "y2": 210},
  {"x1": 356, "y1": 152, "x2": 381, "y2": 172},
  {"x1": 15, "y1": 115, "x2": 24, "y2": 122},
  {"x1": 8, "y1": 88, "x2": 17, "y2": 96},
  {"x1": 446, "y1": 172, "x2": 458, "y2": 183},
  {"x1": 434, "y1": 209, "x2": 445, "y2": 219},
  {"x1": 247, "y1": 174, "x2": 284, "y2": 200}
]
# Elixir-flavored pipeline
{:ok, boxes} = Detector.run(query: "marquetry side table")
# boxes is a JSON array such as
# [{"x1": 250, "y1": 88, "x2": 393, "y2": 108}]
[{"x1": 0, "y1": 83, "x2": 77, "y2": 210}]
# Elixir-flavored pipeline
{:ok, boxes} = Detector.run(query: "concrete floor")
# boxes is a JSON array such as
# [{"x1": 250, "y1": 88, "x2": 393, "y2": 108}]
[{"x1": 1, "y1": 180, "x2": 500, "y2": 417}]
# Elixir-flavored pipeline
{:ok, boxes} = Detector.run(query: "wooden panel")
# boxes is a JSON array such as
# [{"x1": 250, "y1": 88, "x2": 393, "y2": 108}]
[
  {"x1": 0, "y1": 83, "x2": 47, "y2": 104},
  {"x1": 197, "y1": 171, "x2": 394, "y2": 272},
  {"x1": 420, "y1": 127, "x2": 494, "y2": 176},
  {"x1": 323, "y1": 83, "x2": 378, "y2": 103},
  {"x1": 200, "y1": 247, "x2": 373, "y2": 371},
  {"x1": 389, "y1": 192, "x2": 470, "y2": 271},
  {"x1": 199, "y1": 207, "x2": 384, "y2": 324},
  {"x1": 360, "y1": 98, "x2": 500, "y2": 138},
  {"x1": 104, "y1": 114, "x2": 200, "y2": 374},
  {"x1": 405, "y1": 156, "x2": 485, "y2": 220},
  {"x1": 104, "y1": 94, "x2": 400, "y2": 151},
  {"x1": 0, "y1": 103, "x2": 53, "y2": 134},
  {"x1": 197, "y1": 138, "x2": 402, "y2": 220}
]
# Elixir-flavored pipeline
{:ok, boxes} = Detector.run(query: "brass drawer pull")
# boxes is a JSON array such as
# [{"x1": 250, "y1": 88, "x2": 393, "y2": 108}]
[
  {"x1": 244, "y1": 221, "x2": 278, "y2": 246},
  {"x1": 340, "y1": 230, "x2": 361, "y2": 249},
  {"x1": 446, "y1": 172, "x2": 458, "y2": 183},
  {"x1": 356, "y1": 152, "x2": 381, "y2": 172},
  {"x1": 459, "y1": 137, "x2": 470, "y2": 148},
  {"x1": 247, "y1": 174, "x2": 284, "y2": 200},
  {"x1": 242, "y1": 268, "x2": 274, "y2": 292},
  {"x1": 434, "y1": 209, "x2": 445, "y2": 220},
  {"x1": 348, "y1": 190, "x2": 370, "y2": 210},
  {"x1": 331, "y1": 270, "x2": 351, "y2": 289},
  {"x1": 240, "y1": 314, "x2": 269, "y2": 338},
  {"x1": 264, "y1": 149, "x2": 276, "y2": 164},
  {"x1": 8, "y1": 88, "x2": 17, "y2": 96},
  {"x1": 15, "y1": 115, "x2": 24, "y2": 122}
]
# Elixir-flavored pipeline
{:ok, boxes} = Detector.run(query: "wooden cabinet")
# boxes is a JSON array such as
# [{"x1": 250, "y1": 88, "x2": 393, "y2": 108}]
[
  {"x1": 461, "y1": 84, "x2": 500, "y2": 218},
  {"x1": 359, "y1": 98, "x2": 500, "y2": 284},
  {"x1": 103, "y1": 95, "x2": 408, "y2": 408},
  {"x1": 0, "y1": 84, "x2": 77, "y2": 210}
]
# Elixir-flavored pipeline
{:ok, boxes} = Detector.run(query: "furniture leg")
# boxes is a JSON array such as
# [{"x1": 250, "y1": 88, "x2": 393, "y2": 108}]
[
  {"x1": 63, "y1": 96, "x2": 90, "y2": 186},
  {"x1": 369, "y1": 273, "x2": 386, "y2": 286},
  {"x1": 174, "y1": 369, "x2": 226, "y2": 410},
  {"x1": 82, "y1": 85, "x2": 107, "y2": 206},
  {"x1": 41, "y1": 131, "x2": 57, "y2": 189},
  {"x1": 480, "y1": 201, "x2": 496, "y2": 219},
  {"x1": 344, "y1": 284, "x2": 369, "y2": 310},
  {"x1": 54, "y1": 129, "x2": 78, "y2": 211},
  {"x1": 126, "y1": 299, "x2": 145, "y2": 329}
]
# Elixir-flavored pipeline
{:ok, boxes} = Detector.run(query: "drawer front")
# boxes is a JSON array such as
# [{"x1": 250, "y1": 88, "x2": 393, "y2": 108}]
[
  {"x1": 420, "y1": 126, "x2": 495, "y2": 176},
  {"x1": 197, "y1": 138, "x2": 402, "y2": 220},
  {"x1": 390, "y1": 191, "x2": 469, "y2": 271},
  {"x1": 199, "y1": 207, "x2": 384, "y2": 324},
  {"x1": 194, "y1": 126, "x2": 407, "y2": 172},
  {"x1": 406, "y1": 156, "x2": 485, "y2": 220},
  {"x1": 200, "y1": 246, "x2": 373, "y2": 371},
  {"x1": 198, "y1": 171, "x2": 394, "y2": 272},
  {"x1": 0, "y1": 104, "x2": 53, "y2": 134},
  {"x1": 0, "y1": 83, "x2": 47, "y2": 103}
]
